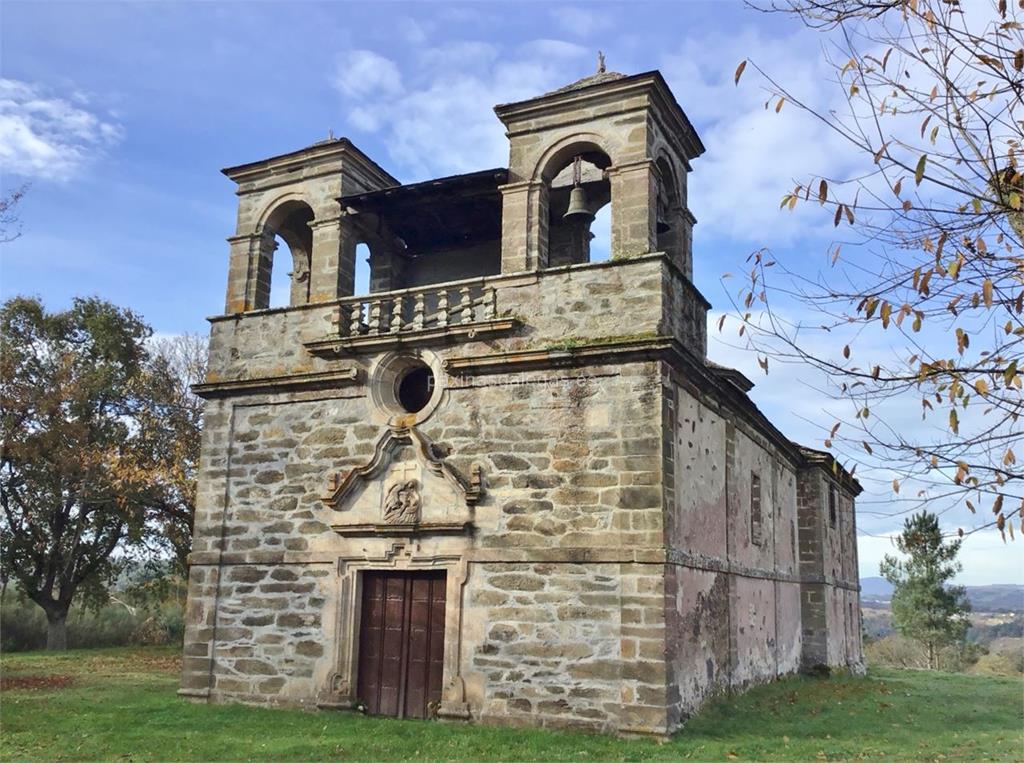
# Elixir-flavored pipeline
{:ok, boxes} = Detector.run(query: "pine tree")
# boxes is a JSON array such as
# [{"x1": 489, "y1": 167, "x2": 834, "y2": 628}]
[{"x1": 880, "y1": 512, "x2": 971, "y2": 670}]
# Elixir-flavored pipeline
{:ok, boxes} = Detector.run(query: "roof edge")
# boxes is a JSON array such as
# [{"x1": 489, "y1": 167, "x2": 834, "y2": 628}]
[
  {"x1": 494, "y1": 70, "x2": 705, "y2": 159},
  {"x1": 797, "y1": 446, "x2": 864, "y2": 495},
  {"x1": 221, "y1": 137, "x2": 399, "y2": 186},
  {"x1": 339, "y1": 167, "x2": 509, "y2": 205}
]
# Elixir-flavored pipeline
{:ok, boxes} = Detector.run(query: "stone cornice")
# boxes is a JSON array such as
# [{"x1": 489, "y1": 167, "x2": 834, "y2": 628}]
[
  {"x1": 185, "y1": 545, "x2": 860, "y2": 591},
  {"x1": 798, "y1": 447, "x2": 864, "y2": 496},
  {"x1": 222, "y1": 138, "x2": 398, "y2": 189},
  {"x1": 330, "y1": 522, "x2": 474, "y2": 537},
  {"x1": 191, "y1": 367, "x2": 360, "y2": 399}
]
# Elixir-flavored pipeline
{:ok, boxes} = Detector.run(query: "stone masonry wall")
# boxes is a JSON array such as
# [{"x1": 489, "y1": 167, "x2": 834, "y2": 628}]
[
  {"x1": 796, "y1": 469, "x2": 862, "y2": 672},
  {"x1": 182, "y1": 353, "x2": 674, "y2": 733}
]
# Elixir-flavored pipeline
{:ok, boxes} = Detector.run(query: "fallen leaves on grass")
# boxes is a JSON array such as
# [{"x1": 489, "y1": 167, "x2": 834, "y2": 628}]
[{"x1": 1, "y1": 674, "x2": 75, "y2": 691}]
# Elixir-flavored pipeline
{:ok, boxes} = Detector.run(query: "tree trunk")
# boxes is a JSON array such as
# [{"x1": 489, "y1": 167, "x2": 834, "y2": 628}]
[{"x1": 45, "y1": 608, "x2": 69, "y2": 651}]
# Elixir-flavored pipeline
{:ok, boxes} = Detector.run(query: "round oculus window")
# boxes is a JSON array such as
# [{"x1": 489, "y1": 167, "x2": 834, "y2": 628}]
[{"x1": 395, "y1": 363, "x2": 434, "y2": 414}]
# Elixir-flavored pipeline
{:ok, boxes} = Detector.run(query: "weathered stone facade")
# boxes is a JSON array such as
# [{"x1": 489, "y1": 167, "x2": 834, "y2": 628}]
[{"x1": 181, "y1": 66, "x2": 863, "y2": 736}]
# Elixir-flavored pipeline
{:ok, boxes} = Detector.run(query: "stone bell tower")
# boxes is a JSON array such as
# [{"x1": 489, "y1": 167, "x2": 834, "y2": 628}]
[
  {"x1": 181, "y1": 62, "x2": 863, "y2": 737},
  {"x1": 221, "y1": 139, "x2": 396, "y2": 313},
  {"x1": 494, "y1": 65, "x2": 701, "y2": 278}
]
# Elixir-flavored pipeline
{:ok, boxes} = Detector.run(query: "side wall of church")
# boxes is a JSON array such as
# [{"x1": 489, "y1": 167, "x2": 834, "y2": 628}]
[
  {"x1": 796, "y1": 470, "x2": 863, "y2": 672},
  {"x1": 662, "y1": 372, "x2": 804, "y2": 726}
]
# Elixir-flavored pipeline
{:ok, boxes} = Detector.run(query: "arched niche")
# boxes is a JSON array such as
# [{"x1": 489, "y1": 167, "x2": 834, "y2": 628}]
[
  {"x1": 654, "y1": 154, "x2": 690, "y2": 275},
  {"x1": 255, "y1": 198, "x2": 316, "y2": 309},
  {"x1": 533, "y1": 137, "x2": 615, "y2": 268},
  {"x1": 354, "y1": 242, "x2": 372, "y2": 295}
]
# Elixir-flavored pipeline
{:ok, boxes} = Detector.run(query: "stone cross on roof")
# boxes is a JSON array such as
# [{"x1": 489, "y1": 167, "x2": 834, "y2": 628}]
[{"x1": 546, "y1": 52, "x2": 626, "y2": 96}]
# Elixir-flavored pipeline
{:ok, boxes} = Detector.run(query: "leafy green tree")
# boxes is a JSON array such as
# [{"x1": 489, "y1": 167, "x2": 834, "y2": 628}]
[
  {"x1": 0, "y1": 296, "x2": 178, "y2": 649},
  {"x1": 881, "y1": 511, "x2": 971, "y2": 669}
]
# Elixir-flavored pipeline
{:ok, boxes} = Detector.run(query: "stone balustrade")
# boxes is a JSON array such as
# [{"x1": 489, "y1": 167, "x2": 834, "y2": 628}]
[{"x1": 331, "y1": 284, "x2": 498, "y2": 339}]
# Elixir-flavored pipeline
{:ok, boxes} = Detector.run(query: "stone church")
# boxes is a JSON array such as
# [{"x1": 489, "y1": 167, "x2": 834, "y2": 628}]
[{"x1": 180, "y1": 64, "x2": 863, "y2": 736}]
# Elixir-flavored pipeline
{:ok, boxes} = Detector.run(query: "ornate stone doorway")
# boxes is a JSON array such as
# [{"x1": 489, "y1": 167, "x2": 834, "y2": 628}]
[{"x1": 356, "y1": 570, "x2": 446, "y2": 719}]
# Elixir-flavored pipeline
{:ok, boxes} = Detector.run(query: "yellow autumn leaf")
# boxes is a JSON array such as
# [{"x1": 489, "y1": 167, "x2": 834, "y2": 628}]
[
  {"x1": 880, "y1": 302, "x2": 892, "y2": 328},
  {"x1": 915, "y1": 154, "x2": 928, "y2": 185}
]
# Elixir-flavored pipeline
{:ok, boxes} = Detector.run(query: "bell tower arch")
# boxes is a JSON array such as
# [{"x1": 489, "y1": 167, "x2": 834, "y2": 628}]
[
  {"x1": 494, "y1": 66, "x2": 704, "y2": 277},
  {"x1": 221, "y1": 138, "x2": 397, "y2": 314}
]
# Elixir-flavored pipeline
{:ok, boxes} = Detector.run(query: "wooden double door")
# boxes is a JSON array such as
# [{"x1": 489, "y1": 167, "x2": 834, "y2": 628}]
[{"x1": 357, "y1": 570, "x2": 446, "y2": 719}]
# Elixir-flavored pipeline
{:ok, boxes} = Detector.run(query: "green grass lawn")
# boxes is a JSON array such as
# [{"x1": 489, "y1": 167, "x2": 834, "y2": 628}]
[{"x1": 1, "y1": 647, "x2": 1021, "y2": 762}]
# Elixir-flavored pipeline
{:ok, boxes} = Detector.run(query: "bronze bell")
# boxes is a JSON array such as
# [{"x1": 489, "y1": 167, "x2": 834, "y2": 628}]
[
  {"x1": 563, "y1": 155, "x2": 594, "y2": 223},
  {"x1": 564, "y1": 185, "x2": 594, "y2": 223}
]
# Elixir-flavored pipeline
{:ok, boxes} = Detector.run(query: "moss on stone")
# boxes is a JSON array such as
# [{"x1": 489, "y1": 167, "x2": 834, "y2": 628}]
[{"x1": 544, "y1": 332, "x2": 660, "y2": 352}]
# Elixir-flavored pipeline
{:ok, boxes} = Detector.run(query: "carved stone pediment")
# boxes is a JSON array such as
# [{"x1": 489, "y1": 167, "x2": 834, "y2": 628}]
[{"x1": 322, "y1": 425, "x2": 483, "y2": 536}]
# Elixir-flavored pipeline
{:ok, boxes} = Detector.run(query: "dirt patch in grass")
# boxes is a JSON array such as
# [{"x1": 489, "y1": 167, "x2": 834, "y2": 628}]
[{"x1": 1, "y1": 674, "x2": 75, "y2": 691}]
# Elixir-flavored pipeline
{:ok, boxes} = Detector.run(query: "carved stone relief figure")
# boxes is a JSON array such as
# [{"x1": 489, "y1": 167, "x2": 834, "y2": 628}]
[{"x1": 383, "y1": 479, "x2": 421, "y2": 524}]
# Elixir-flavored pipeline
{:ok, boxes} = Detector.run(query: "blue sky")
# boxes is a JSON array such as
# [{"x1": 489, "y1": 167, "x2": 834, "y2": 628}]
[{"x1": 2, "y1": 1, "x2": 1019, "y2": 584}]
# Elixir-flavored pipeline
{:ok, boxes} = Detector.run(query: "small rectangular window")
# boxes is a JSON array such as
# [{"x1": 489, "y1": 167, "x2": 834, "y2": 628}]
[
  {"x1": 828, "y1": 486, "x2": 838, "y2": 528},
  {"x1": 750, "y1": 472, "x2": 763, "y2": 545}
]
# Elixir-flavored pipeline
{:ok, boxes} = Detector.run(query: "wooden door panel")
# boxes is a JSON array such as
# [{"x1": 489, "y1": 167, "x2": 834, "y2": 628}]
[
  {"x1": 357, "y1": 574, "x2": 385, "y2": 715},
  {"x1": 379, "y1": 575, "x2": 407, "y2": 717},
  {"x1": 404, "y1": 576, "x2": 431, "y2": 719},
  {"x1": 427, "y1": 579, "x2": 445, "y2": 708},
  {"x1": 357, "y1": 570, "x2": 446, "y2": 720}
]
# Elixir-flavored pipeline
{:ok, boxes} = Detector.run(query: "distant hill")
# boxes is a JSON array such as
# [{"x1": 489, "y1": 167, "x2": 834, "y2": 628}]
[
  {"x1": 861, "y1": 577, "x2": 894, "y2": 598},
  {"x1": 966, "y1": 585, "x2": 1024, "y2": 612},
  {"x1": 860, "y1": 578, "x2": 1023, "y2": 612}
]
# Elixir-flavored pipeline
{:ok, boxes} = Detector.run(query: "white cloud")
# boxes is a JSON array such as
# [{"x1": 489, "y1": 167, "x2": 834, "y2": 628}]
[
  {"x1": 550, "y1": 7, "x2": 614, "y2": 38},
  {"x1": 660, "y1": 30, "x2": 859, "y2": 246},
  {"x1": 331, "y1": 40, "x2": 595, "y2": 180},
  {"x1": 396, "y1": 17, "x2": 432, "y2": 46},
  {"x1": 520, "y1": 39, "x2": 589, "y2": 60},
  {"x1": 333, "y1": 50, "x2": 404, "y2": 100},
  {"x1": 0, "y1": 79, "x2": 123, "y2": 182},
  {"x1": 858, "y1": 531, "x2": 1023, "y2": 586}
]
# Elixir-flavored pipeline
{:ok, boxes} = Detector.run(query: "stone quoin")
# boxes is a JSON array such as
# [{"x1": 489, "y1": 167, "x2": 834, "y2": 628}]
[{"x1": 179, "y1": 64, "x2": 863, "y2": 736}]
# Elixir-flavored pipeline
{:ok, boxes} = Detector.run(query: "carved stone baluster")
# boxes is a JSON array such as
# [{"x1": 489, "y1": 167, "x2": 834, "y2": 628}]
[
  {"x1": 484, "y1": 287, "x2": 497, "y2": 320},
  {"x1": 459, "y1": 287, "x2": 473, "y2": 324},
  {"x1": 436, "y1": 290, "x2": 449, "y2": 328},
  {"x1": 348, "y1": 302, "x2": 362, "y2": 336},
  {"x1": 413, "y1": 292, "x2": 425, "y2": 330},
  {"x1": 391, "y1": 296, "x2": 404, "y2": 333},
  {"x1": 368, "y1": 299, "x2": 381, "y2": 334}
]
